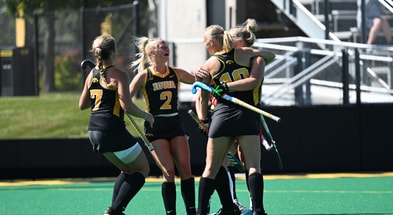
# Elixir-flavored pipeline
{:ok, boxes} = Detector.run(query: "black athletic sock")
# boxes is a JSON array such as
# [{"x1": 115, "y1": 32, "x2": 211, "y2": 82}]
[
  {"x1": 112, "y1": 173, "x2": 126, "y2": 203},
  {"x1": 197, "y1": 177, "x2": 215, "y2": 215},
  {"x1": 162, "y1": 182, "x2": 176, "y2": 215},
  {"x1": 245, "y1": 170, "x2": 250, "y2": 192},
  {"x1": 248, "y1": 173, "x2": 265, "y2": 214},
  {"x1": 227, "y1": 166, "x2": 237, "y2": 200},
  {"x1": 111, "y1": 172, "x2": 145, "y2": 212},
  {"x1": 214, "y1": 166, "x2": 235, "y2": 210},
  {"x1": 181, "y1": 177, "x2": 196, "y2": 214},
  {"x1": 245, "y1": 169, "x2": 252, "y2": 205}
]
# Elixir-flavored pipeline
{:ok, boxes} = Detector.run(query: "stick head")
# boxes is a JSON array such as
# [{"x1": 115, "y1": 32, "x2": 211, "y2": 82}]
[
  {"x1": 191, "y1": 83, "x2": 198, "y2": 94},
  {"x1": 81, "y1": 59, "x2": 95, "y2": 70},
  {"x1": 191, "y1": 81, "x2": 213, "y2": 94}
]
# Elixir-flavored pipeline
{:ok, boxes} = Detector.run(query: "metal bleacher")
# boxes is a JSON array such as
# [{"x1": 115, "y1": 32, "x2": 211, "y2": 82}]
[
  {"x1": 258, "y1": 0, "x2": 393, "y2": 106},
  {"x1": 175, "y1": 0, "x2": 393, "y2": 106},
  {"x1": 271, "y1": 0, "x2": 393, "y2": 42}
]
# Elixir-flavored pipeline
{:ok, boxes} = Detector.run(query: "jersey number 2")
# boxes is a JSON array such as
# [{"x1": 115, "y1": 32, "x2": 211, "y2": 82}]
[{"x1": 160, "y1": 91, "x2": 172, "y2": 110}]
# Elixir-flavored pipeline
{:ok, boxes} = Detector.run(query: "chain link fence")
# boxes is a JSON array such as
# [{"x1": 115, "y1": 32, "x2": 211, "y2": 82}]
[{"x1": 0, "y1": 3, "x2": 153, "y2": 94}]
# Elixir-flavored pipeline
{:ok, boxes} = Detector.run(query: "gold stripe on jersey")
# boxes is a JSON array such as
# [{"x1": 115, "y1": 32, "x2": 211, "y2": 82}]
[
  {"x1": 142, "y1": 70, "x2": 151, "y2": 112},
  {"x1": 142, "y1": 87, "x2": 150, "y2": 112},
  {"x1": 253, "y1": 82, "x2": 262, "y2": 106},
  {"x1": 113, "y1": 93, "x2": 121, "y2": 117},
  {"x1": 211, "y1": 56, "x2": 227, "y2": 84}
]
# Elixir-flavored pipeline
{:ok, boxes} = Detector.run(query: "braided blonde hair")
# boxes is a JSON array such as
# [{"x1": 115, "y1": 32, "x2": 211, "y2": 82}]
[{"x1": 91, "y1": 34, "x2": 116, "y2": 83}]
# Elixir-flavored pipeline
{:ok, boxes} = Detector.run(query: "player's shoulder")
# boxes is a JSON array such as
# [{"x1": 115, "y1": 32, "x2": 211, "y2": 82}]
[
  {"x1": 235, "y1": 46, "x2": 256, "y2": 54},
  {"x1": 171, "y1": 66, "x2": 187, "y2": 74},
  {"x1": 135, "y1": 69, "x2": 148, "y2": 80},
  {"x1": 106, "y1": 67, "x2": 129, "y2": 81},
  {"x1": 109, "y1": 67, "x2": 127, "y2": 75}
]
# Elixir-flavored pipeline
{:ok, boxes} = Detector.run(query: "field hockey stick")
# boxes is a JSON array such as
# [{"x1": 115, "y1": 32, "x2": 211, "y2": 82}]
[
  {"x1": 81, "y1": 59, "x2": 95, "y2": 70},
  {"x1": 260, "y1": 114, "x2": 283, "y2": 169},
  {"x1": 125, "y1": 114, "x2": 154, "y2": 151},
  {"x1": 191, "y1": 82, "x2": 281, "y2": 123},
  {"x1": 261, "y1": 135, "x2": 273, "y2": 151},
  {"x1": 187, "y1": 109, "x2": 244, "y2": 172},
  {"x1": 125, "y1": 114, "x2": 169, "y2": 176},
  {"x1": 187, "y1": 109, "x2": 208, "y2": 134},
  {"x1": 80, "y1": 59, "x2": 95, "y2": 81}
]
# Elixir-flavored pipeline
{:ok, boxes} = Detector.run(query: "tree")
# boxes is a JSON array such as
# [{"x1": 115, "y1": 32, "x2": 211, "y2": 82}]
[{"x1": 0, "y1": 0, "x2": 147, "y2": 93}]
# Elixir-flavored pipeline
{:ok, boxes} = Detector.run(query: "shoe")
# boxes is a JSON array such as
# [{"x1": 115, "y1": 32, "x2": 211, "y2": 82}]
[
  {"x1": 233, "y1": 199, "x2": 247, "y2": 213},
  {"x1": 104, "y1": 207, "x2": 125, "y2": 215},
  {"x1": 241, "y1": 209, "x2": 268, "y2": 215},
  {"x1": 210, "y1": 203, "x2": 242, "y2": 215},
  {"x1": 221, "y1": 205, "x2": 241, "y2": 215},
  {"x1": 241, "y1": 209, "x2": 253, "y2": 215}
]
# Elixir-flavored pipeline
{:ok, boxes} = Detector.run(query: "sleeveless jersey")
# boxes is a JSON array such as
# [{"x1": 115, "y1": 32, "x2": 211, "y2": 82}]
[
  {"x1": 142, "y1": 66, "x2": 179, "y2": 116},
  {"x1": 208, "y1": 49, "x2": 261, "y2": 137},
  {"x1": 88, "y1": 67, "x2": 126, "y2": 131},
  {"x1": 212, "y1": 48, "x2": 262, "y2": 106}
]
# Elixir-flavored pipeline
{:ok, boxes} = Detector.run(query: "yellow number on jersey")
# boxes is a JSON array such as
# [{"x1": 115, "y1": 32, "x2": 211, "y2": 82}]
[
  {"x1": 90, "y1": 89, "x2": 103, "y2": 111},
  {"x1": 219, "y1": 68, "x2": 249, "y2": 83},
  {"x1": 160, "y1": 91, "x2": 172, "y2": 110}
]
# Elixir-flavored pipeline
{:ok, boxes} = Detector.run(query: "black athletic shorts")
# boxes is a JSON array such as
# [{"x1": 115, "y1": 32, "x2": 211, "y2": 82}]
[
  {"x1": 144, "y1": 114, "x2": 185, "y2": 142},
  {"x1": 88, "y1": 129, "x2": 138, "y2": 153},
  {"x1": 208, "y1": 102, "x2": 260, "y2": 138}
]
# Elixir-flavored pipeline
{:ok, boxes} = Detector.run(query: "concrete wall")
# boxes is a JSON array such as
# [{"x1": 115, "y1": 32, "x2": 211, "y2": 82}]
[{"x1": 162, "y1": 0, "x2": 207, "y2": 73}]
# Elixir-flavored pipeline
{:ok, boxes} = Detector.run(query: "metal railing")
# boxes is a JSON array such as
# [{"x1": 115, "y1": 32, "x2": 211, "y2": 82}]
[
  {"x1": 254, "y1": 36, "x2": 393, "y2": 106},
  {"x1": 271, "y1": 0, "x2": 342, "y2": 45},
  {"x1": 274, "y1": 0, "x2": 393, "y2": 44}
]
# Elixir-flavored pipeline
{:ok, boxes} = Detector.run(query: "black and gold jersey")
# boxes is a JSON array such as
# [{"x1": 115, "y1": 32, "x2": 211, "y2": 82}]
[
  {"x1": 212, "y1": 48, "x2": 261, "y2": 106},
  {"x1": 88, "y1": 68, "x2": 126, "y2": 131},
  {"x1": 208, "y1": 49, "x2": 261, "y2": 137},
  {"x1": 142, "y1": 66, "x2": 179, "y2": 116}
]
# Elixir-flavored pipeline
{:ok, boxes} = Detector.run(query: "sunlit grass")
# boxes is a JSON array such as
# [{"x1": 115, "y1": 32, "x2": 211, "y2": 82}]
[{"x1": 0, "y1": 92, "x2": 146, "y2": 139}]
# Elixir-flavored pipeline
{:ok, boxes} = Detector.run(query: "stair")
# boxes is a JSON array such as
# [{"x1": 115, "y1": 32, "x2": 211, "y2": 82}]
[
  {"x1": 263, "y1": 0, "x2": 393, "y2": 96},
  {"x1": 272, "y1": 0, "x2": 393, "y2": 43}
]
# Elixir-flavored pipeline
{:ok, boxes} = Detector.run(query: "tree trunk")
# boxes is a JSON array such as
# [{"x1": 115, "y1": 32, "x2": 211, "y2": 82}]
[{"x1": 42, "y1": 11, "x2": 56, "y2": 92}]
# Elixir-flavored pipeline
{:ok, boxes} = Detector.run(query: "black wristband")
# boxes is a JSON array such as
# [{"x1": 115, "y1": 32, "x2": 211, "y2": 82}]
[{"x1": 220, "y1": 81, "x2": 229, "y2": 92}]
